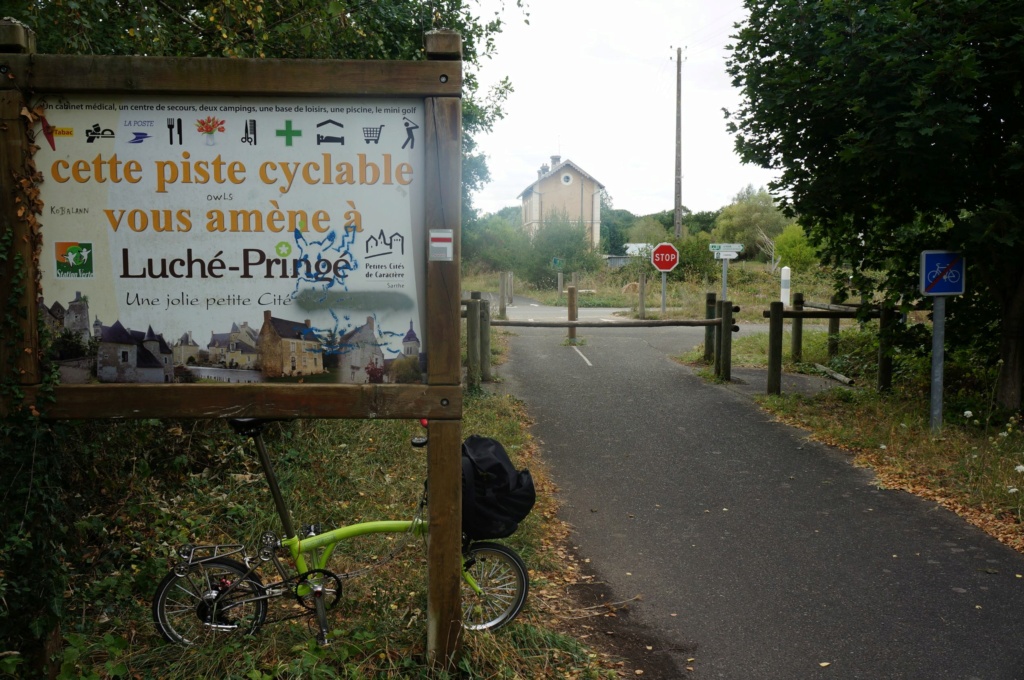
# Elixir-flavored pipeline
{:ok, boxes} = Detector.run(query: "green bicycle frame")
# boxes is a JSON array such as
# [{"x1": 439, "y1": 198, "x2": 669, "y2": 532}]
[{"x1": 282, "y1": 519, "x2": 427, "y2": 574}]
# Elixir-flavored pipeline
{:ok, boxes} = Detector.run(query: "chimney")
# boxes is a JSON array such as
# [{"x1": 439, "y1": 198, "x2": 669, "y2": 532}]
[
  {"x1": 540, "y1": 163, "x2": 550, "y2": 176},
  {"x1": 263, "y1": 310, "x2": 272, "y2": 325},
  {"x1": 551, "y1": 155, "x2": 561, "y2": 167},
  {"x1": 304, "y1": 319, "x2": 311, "y2": 328},
  {"x1": 366, "y1": 315, "x2": 374, "y2": 330}
]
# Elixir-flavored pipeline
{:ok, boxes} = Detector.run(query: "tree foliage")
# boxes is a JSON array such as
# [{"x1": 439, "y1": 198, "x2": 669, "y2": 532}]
[
  {"x1": 712, "y1": 185, "x2": 791, "y2": 260},
  {"x1": 523, "y1": 210, "x2": 602, "y2": 287},
  {"x1": 727, "y1": 0, "x2": 1024, "y2": 408},
  {"x1": 11, "y1": 0, "x2": 522, "y2": 219},
  {"x1": 774, "y1": 223, "x2": 818, "y2": 272}
]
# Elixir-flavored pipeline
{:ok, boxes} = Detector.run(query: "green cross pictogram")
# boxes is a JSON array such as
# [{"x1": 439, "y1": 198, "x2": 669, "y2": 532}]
[{"x1": 276, "y1": 120, "x2": 302, "y2": 146}]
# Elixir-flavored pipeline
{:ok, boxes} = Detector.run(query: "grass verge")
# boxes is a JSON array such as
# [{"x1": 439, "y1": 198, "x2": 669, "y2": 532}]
[{"x1": 46, "y1": 393, "x2": 622, "y2": 679}]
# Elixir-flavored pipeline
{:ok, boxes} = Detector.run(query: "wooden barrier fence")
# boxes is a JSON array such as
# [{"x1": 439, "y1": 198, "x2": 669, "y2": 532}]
[
  {"x1": 763, "y1": 293, "x2": 894, "y2": 395},
  {"x1": 461, "y1": 287, "x2": 735, "y2": 389}
]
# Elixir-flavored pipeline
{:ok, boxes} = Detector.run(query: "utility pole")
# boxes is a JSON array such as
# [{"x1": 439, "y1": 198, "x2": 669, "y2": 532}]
[{"x1": 673, "y1": 46, "x2": 683, "y2": 239}]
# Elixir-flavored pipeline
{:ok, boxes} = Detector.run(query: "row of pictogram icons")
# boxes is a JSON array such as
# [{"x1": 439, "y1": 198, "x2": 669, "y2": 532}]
[{"x1": 43, "y1": 117, "x2": 420, "y2": 150}]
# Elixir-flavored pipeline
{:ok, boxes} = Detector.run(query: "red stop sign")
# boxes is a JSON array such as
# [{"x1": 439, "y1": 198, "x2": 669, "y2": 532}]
[{"x1": 650, "y1": 242, "x2": 680, "y2": 272}]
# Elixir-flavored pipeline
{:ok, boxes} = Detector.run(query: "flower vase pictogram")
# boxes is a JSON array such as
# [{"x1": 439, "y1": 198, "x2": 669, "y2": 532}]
[{"x1": 195, "y1": 116, "x2": 226, "y2": 146}]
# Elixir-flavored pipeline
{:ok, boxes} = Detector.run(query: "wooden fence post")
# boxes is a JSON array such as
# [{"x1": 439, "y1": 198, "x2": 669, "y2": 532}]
[
  {"x1": 828, "y1": 294, "x2": 840, "y2": 358},
  {"x1": 498, "y1": 274, "x2": 507, "y2": 319},
  {"x1": 767, "y1": 301, "x2": 784, "y2": 395},
  {"x1": 567, "y1": 286, "x2": 578, "y2": 344},
  {"x1": 557, "y1": 272, "x2": 564, "y2": 296},
  {"x1": 720, "y1": 301, "x2": 734, "y2": 381},
  {"x1": 704, "y1": 292, "x2": 716, "y2": 363},
  {"x1": 878, "y1": 304, "x2": 894, "y2": 392},
  {"x1": 466, "y1": 296, "x2": 480, "y2": 389},
  {"x1": 791, "y1": 292, "x2": 804, "y2": 363},
  {"x1": 480, "y1": 299, "x2": 492, "y2": 382},
  {"x1": 638, "y1": 271, "x2": 646, "y2": 320},
  {"x1": 714, "y1": 300, "x2": 724, "y2": 377}
]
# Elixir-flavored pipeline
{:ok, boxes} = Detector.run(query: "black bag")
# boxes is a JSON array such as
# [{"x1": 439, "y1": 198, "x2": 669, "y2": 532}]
[{"x1": 461, "y1": 435, "x2": 536, "y2": 540}]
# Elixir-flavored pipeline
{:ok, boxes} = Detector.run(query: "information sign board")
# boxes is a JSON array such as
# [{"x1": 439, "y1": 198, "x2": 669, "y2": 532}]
[{"x1": 709, "y1": 243, "x2": 744, "y2": 253}]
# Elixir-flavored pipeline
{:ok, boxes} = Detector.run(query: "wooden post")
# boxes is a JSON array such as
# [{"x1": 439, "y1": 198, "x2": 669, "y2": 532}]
[
  {"x1": 878, "y1": 304, "x2": 894, "y2": 392},
  {"x1": 704, "y1": 292, "x2": 716, "y2": 363},
  {"x1": 571, "y1": 272, "x2": 578, "y2": 290},
  {"x1": 557, "y1": 271, "x2": 564, "y2": 296},
  {"x1": 791, "y1": 292, "x2": 804, "y2": 363},
  {"x1": 424, "y1": 29, "x2": 463, "y2": 668},
  {"x1": 720, "y1": 301, "x2": 734, "y2": 381},
  {"x1": 638, "y1": 271, "x2": 646, "y2": 320},
  {"x1": 0, "y1": 25, "x2": 38, "y2": 386},
  {"x1": 567, "y1": 286, "x2": 578, "y2": 344},
  {"x1": 498, "y1": 274, "x2": 507, "y2": 319},
  {"x1": 466, "y1": 297, "x2": 480, "y2": 390},
  {"x1": 480, "y1": 299, "x2": 492, "y2": 382},
  {"x1": 507, "y1": 271, "x2": 514, "y2": 304},
  {"x1": 714, "y1": 300, "x2": 723, "y2": 377},
  {"x1": 426, "y1": 417, "x2": 462, "y2": 667},
  {"x1": 828, "y1": 294, "x2": 840, "y2": 358},
  {"x1": 767, "y1": 301, "x2": 784, "y2": 395}
]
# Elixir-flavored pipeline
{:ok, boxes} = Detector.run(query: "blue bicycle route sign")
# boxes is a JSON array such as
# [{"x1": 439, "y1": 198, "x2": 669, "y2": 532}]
[{"x1": 920, "y1": 250, "x2": 966, "y2": 296}]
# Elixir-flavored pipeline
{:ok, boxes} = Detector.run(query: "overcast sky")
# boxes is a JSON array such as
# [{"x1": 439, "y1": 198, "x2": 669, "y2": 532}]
[{"x1": 471, "y1": 0, "x2": 779, "y2": 217}]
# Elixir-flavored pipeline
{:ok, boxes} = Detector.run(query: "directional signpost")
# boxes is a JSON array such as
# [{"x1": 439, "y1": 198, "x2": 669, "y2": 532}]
[
  {"x1": 920, "y1": 251, "x2": 966, "y2": 433},
  {"x1": 710, "y1": 243, "x2": 743, "y2": 301},
  {"x1": 651, "y1": 242, "x2": 679, "y2": 315}
]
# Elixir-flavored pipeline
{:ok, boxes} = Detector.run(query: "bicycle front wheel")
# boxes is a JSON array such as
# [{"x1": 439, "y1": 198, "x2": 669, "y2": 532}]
[
  {"x1": 152, "y1": 558, "x2": 268, "y2": 645},
  {"x1": 462, "y1": 542, "x2": 528, "y2": 631}
]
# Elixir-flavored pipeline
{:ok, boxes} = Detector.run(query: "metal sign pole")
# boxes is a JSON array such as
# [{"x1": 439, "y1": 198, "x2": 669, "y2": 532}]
[
  {"x1": 721, "y1": 257, "x2": 728, "y2": 302},
  {"x1": 661, "y1": 271, "x2": 667, "y2": 316},
  {"x1": 930, "y1": 296, "x2": 945, "y2": 433}
]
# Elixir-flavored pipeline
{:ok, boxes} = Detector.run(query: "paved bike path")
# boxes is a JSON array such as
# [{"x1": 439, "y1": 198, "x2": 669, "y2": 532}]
[{"x1": 491, "y1": 306, "x2": 1024, "y2": 679}]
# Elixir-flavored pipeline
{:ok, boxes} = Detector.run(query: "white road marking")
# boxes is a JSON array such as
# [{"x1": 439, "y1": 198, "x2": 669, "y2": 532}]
[
  {"x1": 530, "y1": 303, "x2": 539, "y2": 307},
  {"x1": 573, "y1": 346, "x2": 593, "y2": 366}
]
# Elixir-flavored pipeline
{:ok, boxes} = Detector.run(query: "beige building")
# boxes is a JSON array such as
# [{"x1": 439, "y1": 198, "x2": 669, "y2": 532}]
[
  {"x1": 257, "y1": 311, "x2": 324, "y2": 378},
  {"x1": 518, "y1": 155, "x2": 604, "y2": 248}
]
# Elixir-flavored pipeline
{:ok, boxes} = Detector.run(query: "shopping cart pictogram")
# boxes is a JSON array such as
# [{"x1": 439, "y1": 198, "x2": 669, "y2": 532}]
[{"x1": 362, "y1": 125, "x2": 385, "y2": 144}]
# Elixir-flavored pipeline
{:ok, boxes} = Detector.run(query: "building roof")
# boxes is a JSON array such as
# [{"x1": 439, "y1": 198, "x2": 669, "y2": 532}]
[
  {"x1": 403, "y1": 321, "x2": 419, "y2": 344},
  {"x1": 267, "y1": 316, "x2": 320, "y2": 343},
  {"x1": 517, "y1": 158, "x2": 605, "y2": 199}
]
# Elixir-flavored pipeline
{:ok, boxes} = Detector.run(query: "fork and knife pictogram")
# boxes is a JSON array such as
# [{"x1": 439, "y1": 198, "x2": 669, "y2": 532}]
[{"x1": 166, "y1": 118, "x2": 182, "y2": 145}]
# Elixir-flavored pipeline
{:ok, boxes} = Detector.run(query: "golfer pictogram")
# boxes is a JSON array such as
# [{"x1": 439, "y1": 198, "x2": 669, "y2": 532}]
[{"x1": 402, "y1": 117, "x2": 419, "y2": 149}]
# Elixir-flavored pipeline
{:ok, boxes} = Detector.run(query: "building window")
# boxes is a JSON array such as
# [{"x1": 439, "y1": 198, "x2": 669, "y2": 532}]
[
  {"x1": 561, "y1": 173, "x2": 573, "y2": 186},
  {"x1": 120, "y1": 350, "x2": 129, "y2": 363}
]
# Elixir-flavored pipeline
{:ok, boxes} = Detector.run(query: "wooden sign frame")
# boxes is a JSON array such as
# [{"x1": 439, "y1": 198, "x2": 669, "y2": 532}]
[
  {"x1": 0, "y1": 32, "x2": 463, "y2": 422},
  {"x1": 0, "y1": 28, "x2": 464, "y2": 664}
]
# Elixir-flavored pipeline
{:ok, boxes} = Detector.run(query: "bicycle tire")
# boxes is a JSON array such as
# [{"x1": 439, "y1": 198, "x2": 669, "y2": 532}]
[
  {"x1": 461, "y1": 541, "x2": 528, "y2": 631},
  {"x1": 152, "y1": 557, "x2": 267, "y2": 645}
]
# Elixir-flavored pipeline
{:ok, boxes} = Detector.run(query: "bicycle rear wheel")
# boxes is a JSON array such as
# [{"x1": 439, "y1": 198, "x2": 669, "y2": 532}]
[
  {"x1": 461, "y1": 541, "x2": 528, "y2": 630},
  {"x1": 152, "y1": 557, "x2": 267, "y2": 645}
]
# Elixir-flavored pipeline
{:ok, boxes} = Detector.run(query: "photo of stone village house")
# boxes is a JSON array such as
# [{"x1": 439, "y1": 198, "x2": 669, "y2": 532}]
[
  {"x1": 206, "y1": 321, "x2": 259, "y2": 369},
  {"x1": 40, "y1": 292, "x2": 175, "y2": 384},
  {"x1": 94, "y1": 319, "x2": 174, "y2": 383},
  {"x1": 38, "y1": 292, "x2": 419, "y2": 385}
]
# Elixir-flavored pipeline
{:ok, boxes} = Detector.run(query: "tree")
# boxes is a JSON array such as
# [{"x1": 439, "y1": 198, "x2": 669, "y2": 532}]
[
  {"x1": 600, "y1": 191, "x2": 635, "y2": 256},
  {"x1": 774, "y1": 224, "x2": 819, "y2": 272},
  {"x1": 463, "y1": 211, "x2": 530, "y2": 271},
  {"x1": 684, "y1": 210, "x2": 720, "y2": 235},
  {"x1": 13, "y1": 0, "x2": 522, "y2": 224},
  {"x1": 523, "y1": 210, "x2": 602, "y2": 287},
  {"x1": 727, "y1": 0, "x2": 1024, "y2": 408},
  {"x1": 625, "y1": 216, "x2": 671, "y2": 245},
  {"x1": 712, "y1": 185, "x2": 791, "y2": 259}
]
